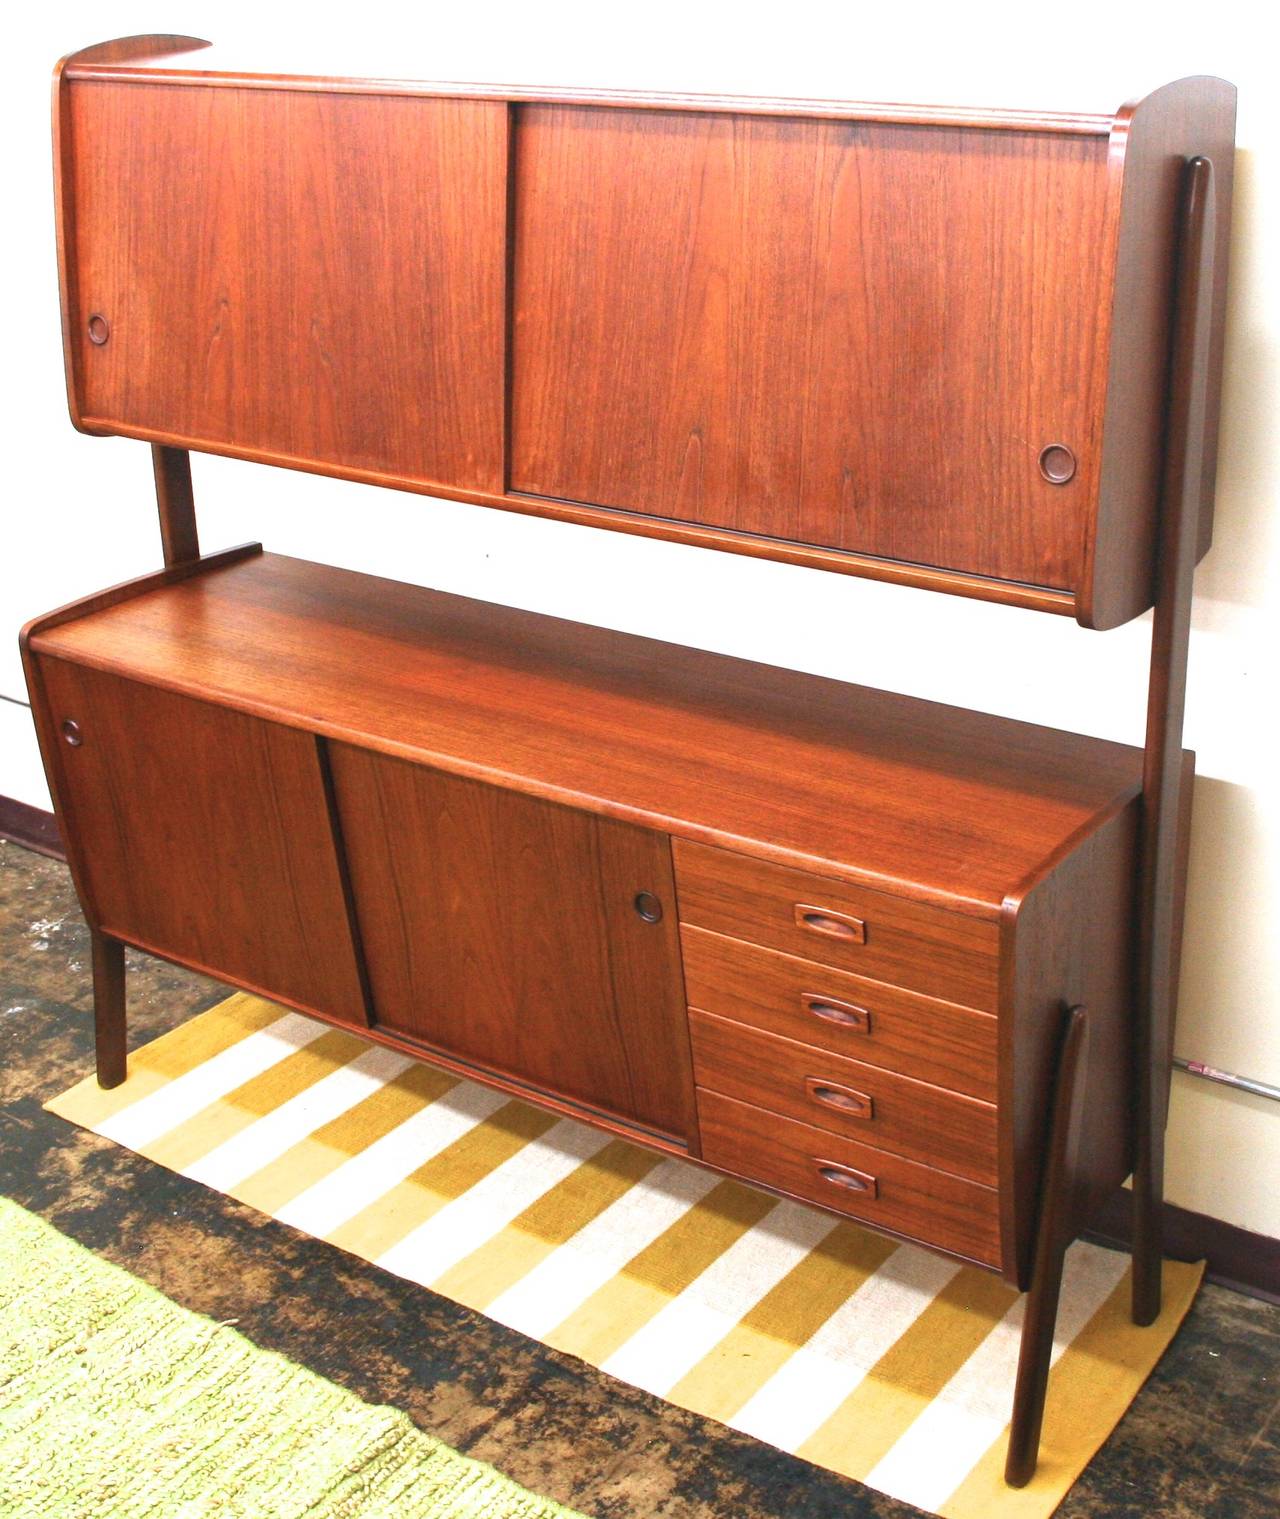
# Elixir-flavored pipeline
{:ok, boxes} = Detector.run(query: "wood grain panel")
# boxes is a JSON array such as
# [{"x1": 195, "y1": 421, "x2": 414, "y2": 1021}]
[
  {"x1": 327, "y1": 746, "x2": 696, "y2": 1142},
  {"x1": 65, "y1": 81, "x2": 506, "y2": 491},
  {"x1": 28, "y1": 552, "x2": 1147, "y2": 916},
  {"x1": 34, "y1": 658, "x2": 367, "y2": 1025},
  {"x1": 51, "y1": 52, "x2": 1234, "y2": 624},
  {"x1": 681, "y1": 926, "x2": 998, "y2": 1100},
  {"x1": 1085, "y1": 77, "x2": 1237, "y2": 628},
  {"x1": 999, "y1": 797, "x2": 1141, "y2": 1285},
  {"x1": 674, "y1": 839, "x2": 1000, "y2": 1009},
  {"x1": 690, "y1": 1010, "x2": 997, "y2": 1183},
  {"x1": 512, "y1": 105, "x2": 1112, "y2": 591},
  {"x1": 697, "y1": 1089, "x2": 1001, "y2": 1268}
]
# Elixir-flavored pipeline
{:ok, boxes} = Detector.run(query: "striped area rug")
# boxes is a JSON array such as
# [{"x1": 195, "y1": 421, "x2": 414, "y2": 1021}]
[{"x1": 47, "y1": 993, "x2": 1202, "y2": 1519}]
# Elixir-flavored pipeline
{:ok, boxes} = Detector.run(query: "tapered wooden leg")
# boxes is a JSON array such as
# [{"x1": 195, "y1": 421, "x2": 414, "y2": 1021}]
[
  {"x1": 91, "y1": 929, "x2": 127, "y2": 1088},
  {"x1": 1005, "y1": 1005, "x2": 1090, "y2": 1488},
  {"x1": 1131, "y1": 1140, "x2": 1165, "y2": 1325},
  {"x1": 1131, "y1": 157, "x2": 1217, "y2": 1328}
]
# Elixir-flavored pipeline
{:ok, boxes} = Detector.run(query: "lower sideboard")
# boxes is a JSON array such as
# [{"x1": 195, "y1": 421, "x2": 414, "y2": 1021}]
[{"x1": 22, "y1": 545, "x2": 1164, "y2": 1297}]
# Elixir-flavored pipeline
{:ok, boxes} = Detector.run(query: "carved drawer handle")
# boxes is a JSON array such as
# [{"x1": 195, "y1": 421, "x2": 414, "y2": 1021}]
[
  {"x1": 801, "y1": 993, "x2": 870, "y2": 1033},
  {"x1": 814, "y1": 1160, "x2": 878, "y2": 1198},
  {"x1": 805, "y1": 1076, "x2": 873, "y2": 1120},
  {"x1": 794, "y1": 903, "x2": 866, "y2": 943}
]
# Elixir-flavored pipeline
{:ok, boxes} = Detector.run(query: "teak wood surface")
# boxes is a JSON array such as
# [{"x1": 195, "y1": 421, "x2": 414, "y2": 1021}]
[
  {"x1": 512, "y1": 106, "x2": 1111, "y2": 593},
  {"x1": 697, "y1": 1088, "x2": 1002, "y2": 1269},
  {"x1": 997, "y1": 796, "x2": 1143, "y2": 1288},
  {"x1": 327, "y1": 744, "x2": 696, "y2": 1143},
  {"x1": 679, "y1": 925, "x2": 999, "y2": 1101},
  {"x1": 35, "y1": 659, "x2": 367, "y2": 1025},
  {"x1": 52, "y1": 38, "x2": 1235, "y2": 627},
  {"x1": 674, "y1": 841, "x2": 1002, "y2": 1010},
  {"x1": 32, "y1": 37, "x2": 1236, "y2": 1488},
  {"x1": 688, "y1": 1008, "x2": 999, "y2": 1184},
  {"x1": 26, "y1": 550, "x2": 1147, "y2": 917},
  {"x1": 24, "y1": 545, "x2": 1154, "y2": 1284},
  {"x1": 67, "y1": 82, "x2": 507, "y2": 493}
]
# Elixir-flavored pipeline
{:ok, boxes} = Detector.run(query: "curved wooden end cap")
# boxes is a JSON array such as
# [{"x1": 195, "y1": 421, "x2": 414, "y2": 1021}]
[{"x1": 55, "y1": 35, "x2": 212, "y2": 82}]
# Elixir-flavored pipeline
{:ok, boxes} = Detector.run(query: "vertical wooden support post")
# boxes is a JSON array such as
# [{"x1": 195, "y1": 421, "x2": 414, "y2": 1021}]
[
  {"x1": 91, "y1": 928, "x2": 126, "y2": 1088},
  {"x1": 1132, "y1": 156, "x2": 1217, "y2": 1326},
  {"x1": 85, "y1": 445, "x2": 200, "y2": 1086},
  {"x1": 1006, "y1": 1004, "x2": 1090, "y2": 1487},
  {"x1": 152, "y1": 444, "x2": 200, "y2": 566}
]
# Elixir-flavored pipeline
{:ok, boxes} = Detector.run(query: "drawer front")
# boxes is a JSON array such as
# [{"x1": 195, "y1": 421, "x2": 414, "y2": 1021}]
[
  {"x1": 690, "y1": 1010, "x2": 997, "y2": 1184},
  {"x1": 673, "y1": 840, "x2": 1000, "y2": 1011},
  {"x1": 682, "y1": 925, "x2": 997, "y2": 1100},
  {"x1": 698, "y1": 1089, "x2": 1001, "y2": 1268}
]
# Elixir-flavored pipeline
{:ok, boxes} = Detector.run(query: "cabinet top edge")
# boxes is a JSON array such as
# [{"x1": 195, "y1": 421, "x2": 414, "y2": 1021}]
[
  {"x1": 59, "y1": 37, "x2": 1157, "y2": 136},
  {"x1": 29, "y1": 549, "x2": 1148, "y2": 919}
]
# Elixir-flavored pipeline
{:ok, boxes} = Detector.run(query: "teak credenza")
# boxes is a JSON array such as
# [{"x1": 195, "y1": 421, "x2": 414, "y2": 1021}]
[{"x1": 24, "y1": 36, "x2": 1236, "y2": 1489}]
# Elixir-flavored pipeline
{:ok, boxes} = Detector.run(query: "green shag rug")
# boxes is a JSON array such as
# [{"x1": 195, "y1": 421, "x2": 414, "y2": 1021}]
[{"x1": 0, "y1": 1197, "x2": 585, "y2": 1518}]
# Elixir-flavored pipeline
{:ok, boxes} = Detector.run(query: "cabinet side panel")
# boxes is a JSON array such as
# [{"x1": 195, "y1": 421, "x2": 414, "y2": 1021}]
[
  {"x1": 1087, "y1": 78, "x2": 1236, "y2": 628},
  {"x1": 35, "y1": 658, "x2": 368, "y2": 1025},
  {"x1": 65, "y1": 81, "x2": 507, "y2": 492},
  {"x1": 328, "y1": 745, "x2": 696, "y2": 1142},
  {"x1": 512, "y1": 106, "x2": 1112, "y2": 592},
  {"x1": 1001, "y1": 798, "x2": 1140, "y2": 1286}
]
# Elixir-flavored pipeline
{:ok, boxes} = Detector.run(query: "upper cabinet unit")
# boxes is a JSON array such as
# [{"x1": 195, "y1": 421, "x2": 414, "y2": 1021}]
[{"x1": 54, "y1": 40, "x2": 1235, "y2": 626}]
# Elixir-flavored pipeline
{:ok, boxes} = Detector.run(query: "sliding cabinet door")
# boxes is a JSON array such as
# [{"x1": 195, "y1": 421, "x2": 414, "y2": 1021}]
[
  {"x1": 329, "y1": 746, "x2": 695, "y2": 1143},
  {"x1": 36, "y1": 658, "x2": 367, "y2": 1027}
]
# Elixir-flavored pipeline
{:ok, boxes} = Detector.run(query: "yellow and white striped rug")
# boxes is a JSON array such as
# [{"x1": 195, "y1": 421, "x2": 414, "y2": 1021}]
[{"x1": 47, "y1": 993, "x2": 1202, "y2": 1519}]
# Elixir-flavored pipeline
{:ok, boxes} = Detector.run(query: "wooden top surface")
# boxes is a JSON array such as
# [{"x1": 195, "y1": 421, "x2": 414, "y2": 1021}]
[
  {"x1": 31, "y1": 551, "x2": 1145, "y2": 917},
  {"x1": 62, "y1": 37, "x2": 1119, "y2": 134}
]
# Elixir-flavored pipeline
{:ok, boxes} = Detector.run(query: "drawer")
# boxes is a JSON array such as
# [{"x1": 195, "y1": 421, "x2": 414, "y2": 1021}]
[
  {"x1": 673, "y1": 840, "x2": 1000, "y2": 1011},
  {"x1": 698, "y1": 1088, "x2": 1001, "y2": 1269},
  {"x1": 690, "y1": 1009, "x2": 997, "y2": 1184},
  {"x1": 681, "y1": 925, "x2": 997, "y2": 1100}
]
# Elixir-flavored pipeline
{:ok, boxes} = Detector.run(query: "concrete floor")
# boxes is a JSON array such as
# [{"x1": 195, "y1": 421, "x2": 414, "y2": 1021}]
[{"x1": 2, "y1": 835, "x2": 1277, "y2": 1518}]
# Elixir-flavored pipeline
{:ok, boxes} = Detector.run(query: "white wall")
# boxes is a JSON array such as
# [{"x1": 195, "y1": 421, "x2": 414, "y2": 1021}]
[{"x1": 4, "y1": 2, "x2": 1276, "y2": 1237}]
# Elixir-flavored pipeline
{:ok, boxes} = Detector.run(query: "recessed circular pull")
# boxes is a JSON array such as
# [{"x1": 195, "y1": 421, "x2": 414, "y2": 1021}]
[
  {"x1": 61, "y1": 719, "x2": 83, "y2": 747},
  {"x1": 633, "y1": 891, "x2": 663, "y2": 923},
  {"x1": 87, "y1": 314, "x2": 111, "y2": 346},
  {"x1": 1038, "y1": 443, "x2": 1076, "y2": 484}
]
